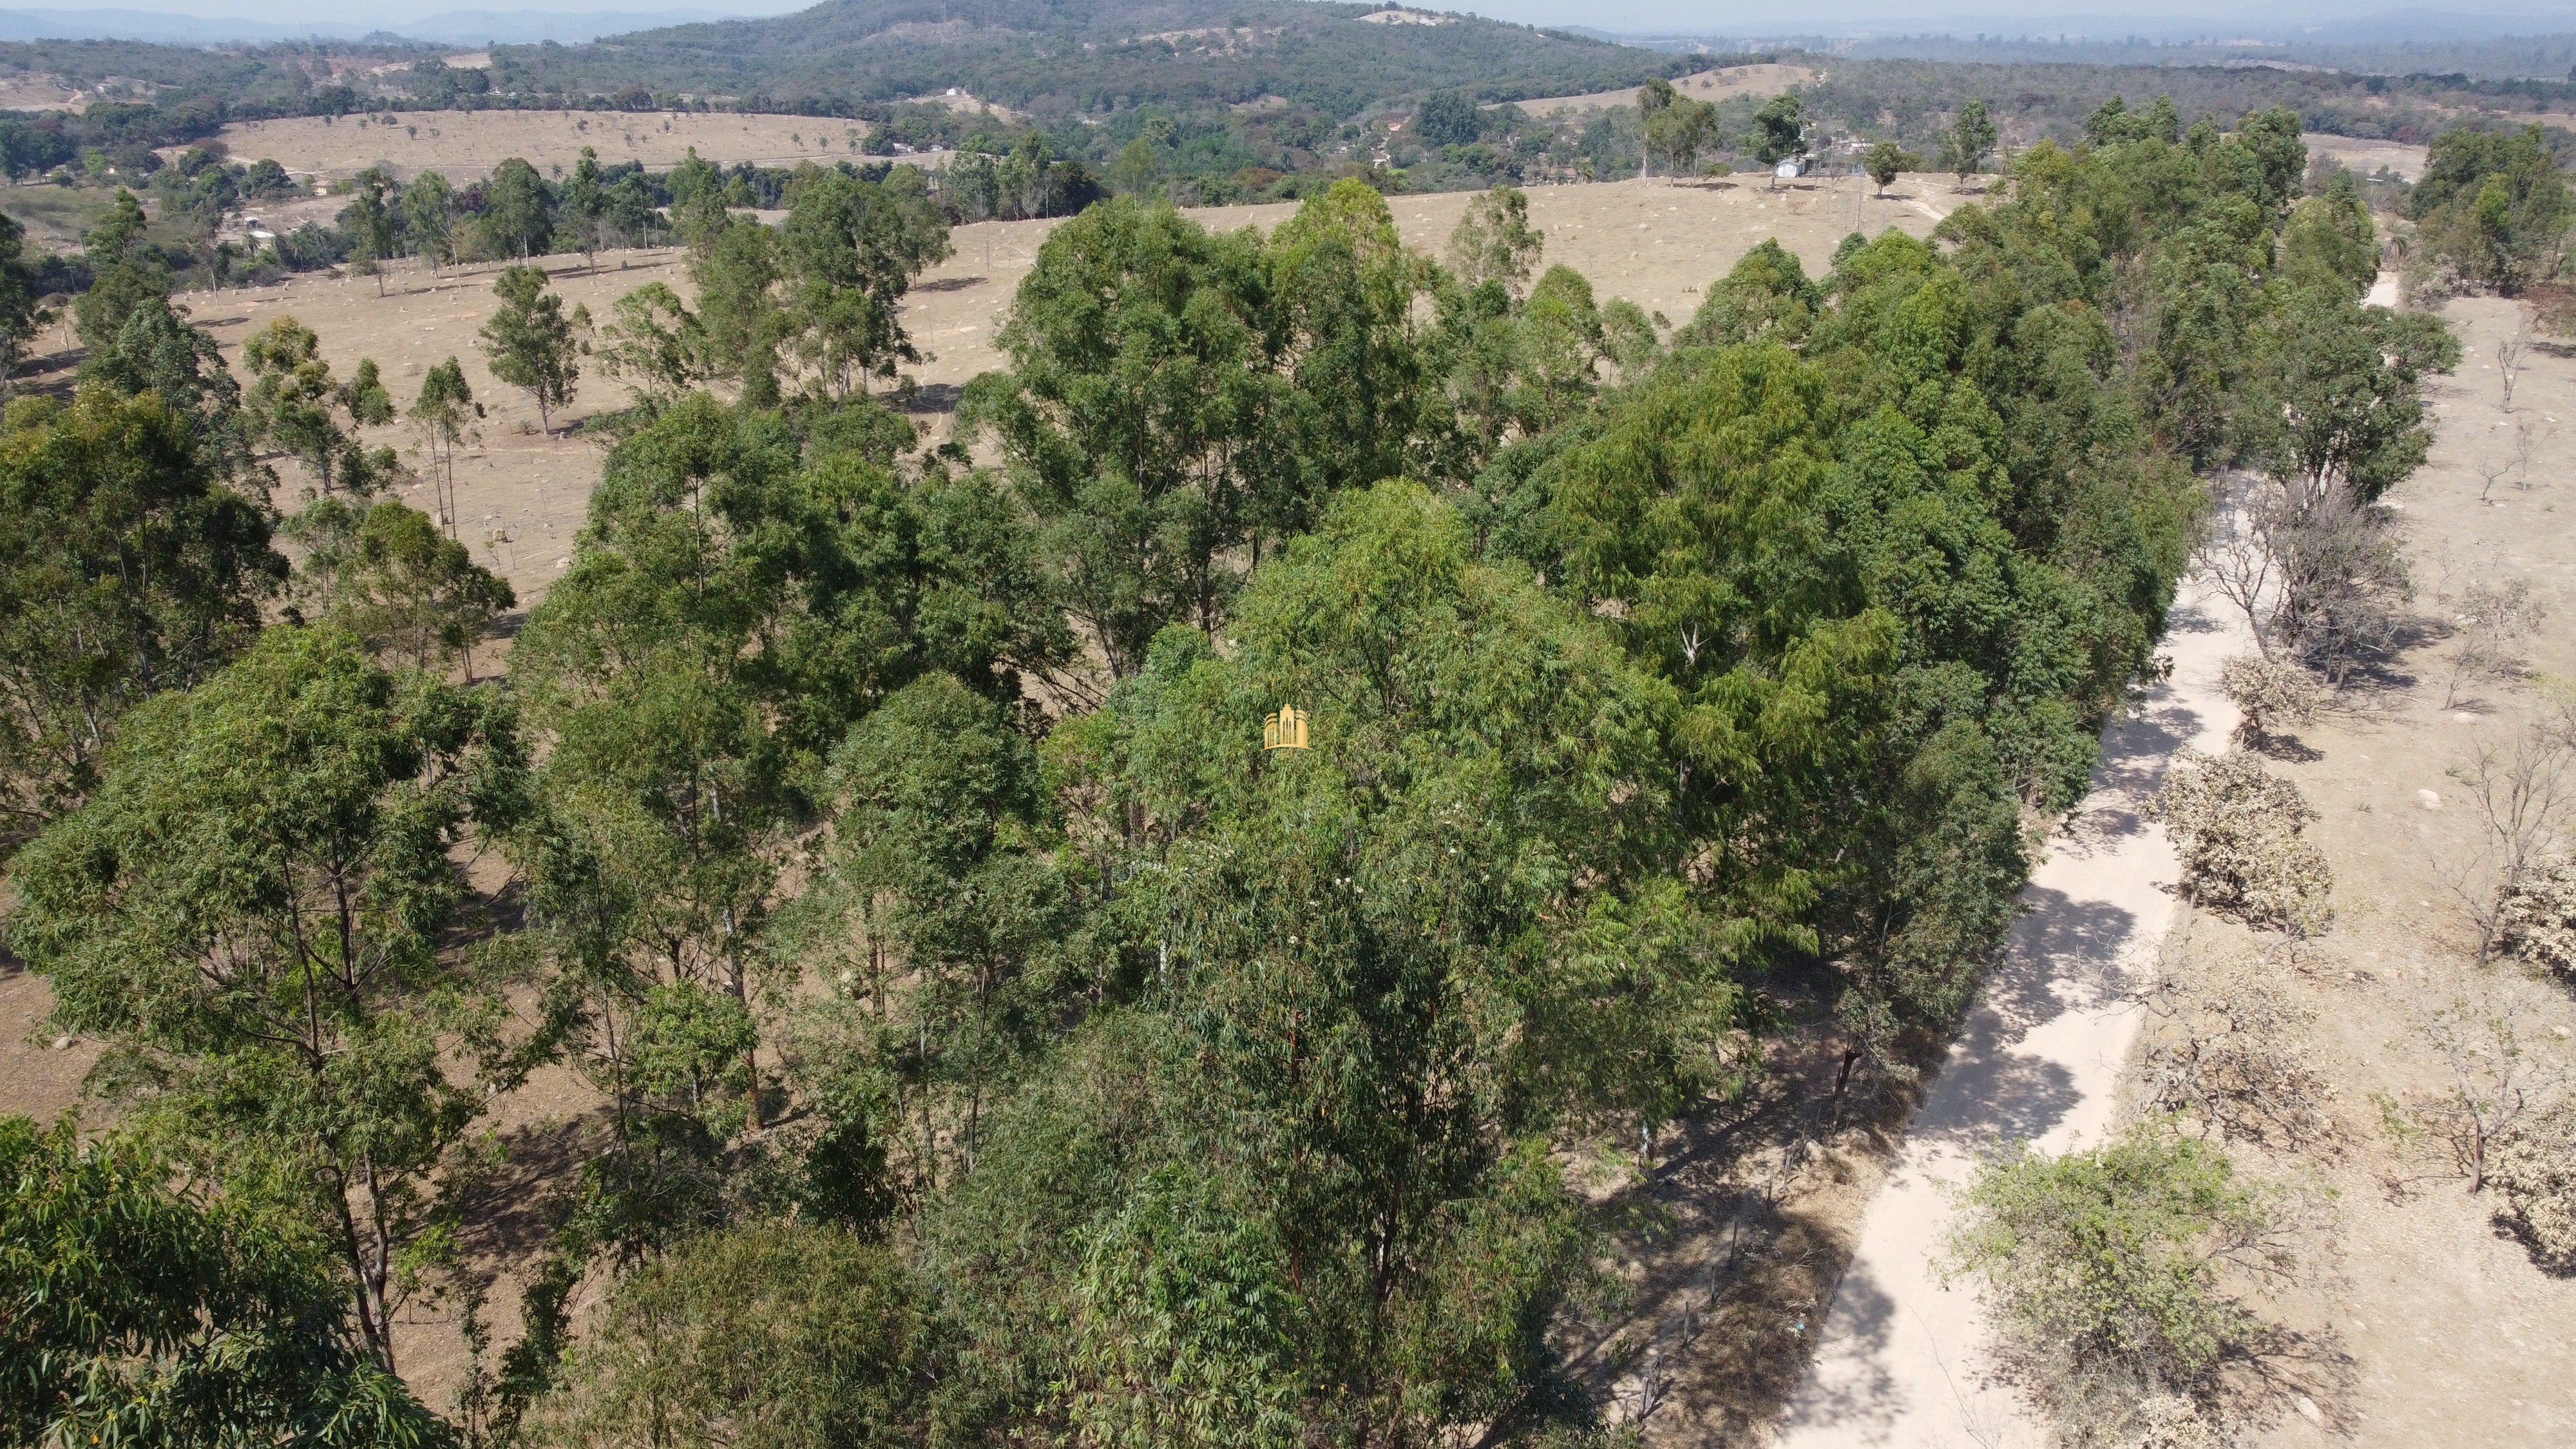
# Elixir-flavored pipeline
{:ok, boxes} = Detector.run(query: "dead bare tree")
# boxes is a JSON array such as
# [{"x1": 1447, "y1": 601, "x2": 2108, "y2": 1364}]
[
  {"x1": 2194, "y1": 493, "x2": 2280, "y2": 658},
  {"x1": 2139, "y1": 940, "x2": 2334, "y2": 1150},
  {"x1": 2442, "y1": 722, "x2": 2576, "y2": 963},
  {"x1": 2497, "y1": 311, "x2": 2533, "y2": 412},
  {"x1": 2439, "y1": 577, "x2": 2545, "y2": 709},
  {"x1": 2392, "y1": 988, "x2": 2568, "y2": 1194},
  {"x1": 2474, "y1": 421, "x2": 2532, "y2": 503},
  {"x1": 2256, "y1": 485, "x2": 2411, "y2": 685}
]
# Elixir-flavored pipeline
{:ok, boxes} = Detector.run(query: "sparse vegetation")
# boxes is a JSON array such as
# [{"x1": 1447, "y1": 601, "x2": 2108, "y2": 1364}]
[{"x1": 2220, "y1": 654, "x2": 2325, "y2": 752}]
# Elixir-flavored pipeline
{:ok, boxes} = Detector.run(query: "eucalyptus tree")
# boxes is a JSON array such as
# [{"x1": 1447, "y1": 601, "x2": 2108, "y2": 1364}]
[
  {"x1": 778, "y1": 162, "x2": 951, "y2": 397},
  {"x1": 480, "y1": 265, "x2": 584, "y2": 433},
  {"x1": 6, "y1": 623, "x2": 529, "y2": 1373},
  {"x1": 960, "y1": 195, "x2": 1284, "y2": 677},
  {"x1": 0, "y1": 1117, "x2": 454, "y2": 1447},
  {"x1": 0, "y1": 386, "x2": 282, "y2": 846}
]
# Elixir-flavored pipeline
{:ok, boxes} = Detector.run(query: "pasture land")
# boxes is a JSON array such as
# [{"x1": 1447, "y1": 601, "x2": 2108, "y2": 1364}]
[{"x1": 179, "y1": 108, "x2": 898, "y2": 187}]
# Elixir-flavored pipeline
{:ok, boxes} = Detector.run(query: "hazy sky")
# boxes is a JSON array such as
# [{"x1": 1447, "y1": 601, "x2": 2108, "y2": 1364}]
[{"x1": 15, "y1": 0, "x2": 812, "y2": 21}]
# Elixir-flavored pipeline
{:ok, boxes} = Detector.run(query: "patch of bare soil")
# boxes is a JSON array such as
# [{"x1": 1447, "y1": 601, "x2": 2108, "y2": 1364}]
[{"x1": 2304, "y1": 135, "x2": 2429, "y2": 183}]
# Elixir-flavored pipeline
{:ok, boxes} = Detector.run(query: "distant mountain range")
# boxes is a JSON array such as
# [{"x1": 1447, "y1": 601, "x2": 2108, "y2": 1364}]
[{"x1": 0, "y1": 8, "x2": 739, "y2": 46}]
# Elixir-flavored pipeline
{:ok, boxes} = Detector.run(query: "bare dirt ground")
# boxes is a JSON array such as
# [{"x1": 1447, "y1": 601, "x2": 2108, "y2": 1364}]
[
  {"x1": 1514, "y1": 62, "x2": 1815, "y2": 118},
  {"x1": 183, "y1": 109, "x2": 899, "y2": 188},
  {"x1": 2190, "y1": 292, "x2": 2576, "y2": 1446},
  {"x1": 0, "y1": 73, "x2": 90, "y2": 111}
]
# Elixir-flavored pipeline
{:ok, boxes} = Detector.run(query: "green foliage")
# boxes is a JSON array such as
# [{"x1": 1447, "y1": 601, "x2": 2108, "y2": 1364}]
[
  {"x1": 0, "y1": 1116, "x2": 454, "y2": 1448},
  {"x1": 528, "y1": 1222, "x2": 936, "y2": 1449},
  {"x1": 1031, "y1": 482, "x2": 1686, "y2": 1441},
  {"x1": 961, "y1": 195, "x2": 1286, "y2": 677},
  {"x1": 2409, "y1": 124, "x2": 2569, "y2": 292},
  {"x1": 6, "y1": 624, "x2": 526, "y2": 1372},
  {"x1": 1445, "y1": 184, "x2": 1543, "y2": 296},
  {"x1": 481, "y1": 265, "x2": 585, "y2": 432},
  {"x1": 1673, "y1": 239, "x2": 1820, "y2": 347},
  {"x1": 245, "y1": 316, "x2": 404, "y2": 497},
  {"x1": 74, "y1": 295, "x2": 255, "y2": 478},
  {"x1": 1945, "y1": 1128, "x2": 2293, "y2": 1419},
  {"x1": 1938, "y1": 99, "x2": 1998, "y2": 180},
  {"x1": 778, "y1": 162, "x2": 951, "y2": 397},
  {"x1": 1748, "y1": 93, "x2": 1806, "y2": 170},
  {"x1": 0, "y1": 386, "x2": 282, "y2": 845},
  {"x1": 1863, "y1": 140, "x2": 1922, "y2": 191},
  {"x1": 595, "y1": 281, "x2": 710, "y2": 412},
  {"x1": 284, "y1": 498, "x2": 516, "y2": 676}
]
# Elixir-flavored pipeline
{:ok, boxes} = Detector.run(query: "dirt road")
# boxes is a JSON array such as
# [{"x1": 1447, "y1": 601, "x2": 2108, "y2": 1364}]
[{"x1": 1775, "y1": 571, "x2": 2252, "y2": 1447}]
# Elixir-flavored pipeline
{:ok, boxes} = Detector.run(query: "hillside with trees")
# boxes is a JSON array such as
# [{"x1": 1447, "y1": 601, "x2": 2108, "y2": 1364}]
[{"x1": 0, "y1": 86, "x2": 2488, "y2": 1444}]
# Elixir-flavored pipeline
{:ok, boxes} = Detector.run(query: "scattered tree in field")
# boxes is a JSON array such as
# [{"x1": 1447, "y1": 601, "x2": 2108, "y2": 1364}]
[
  {"x1": 2444, "y1": 721, "x2": 2573, "y2": 963},
  {"x1": 480, "y1": 264, "x2": 584, "y2": 432},
  {"x1": 243, "y1": 316, "x2": 402, "y2": 496},
  {"x1": 1445, "y1": 184, "x2": 1543, "y2": 295},
  {"x1": 403, "y1": 169, "x2": 457, "y2": 272},
  {"x1": 1749, "y1": 92, "x2": 1806, "y2": 180},
  {"x1": 561, "y1": 145, "x2": 609, "y2": 269},
  {"x1": 1864, "y1": 140, "x2": 1922, "y2": 194},
  {"x1": 2385, "y1": 987, "x2": 2568, "y2": 1195},
  {"x1": 2147, "y1": 748, "x2": 2333, "y2": 936},
  {"x1": 343, "y1": 166, "x2": 396, "y2": 296},
  {"x1": 596, "y1": 282, "x2": 709, "y2": 412},
  {"x1": 410, "y1": 355, "x2": 479, "y2": 537},
  {"x1": 2219, "y1": 653, "x2": 2323, "y2": 752},
  {"x1": 8, "y1": 624, "x2": 529, "y2": 1373},
  {"x1": 1938, "y1": 99, "x2": 1998, "y2": 185},
  {"x1": 0, "y1": 1116, "x2": 452, "y2": 1448},
  {"x1": 2438, "y1": 576, "x2": 2544, "y2": 710}
]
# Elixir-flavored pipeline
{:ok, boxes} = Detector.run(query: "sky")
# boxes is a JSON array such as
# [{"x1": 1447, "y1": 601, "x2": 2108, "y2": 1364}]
[{"x1": 11, "y1": 0, "x2": 812, "y2": 22}]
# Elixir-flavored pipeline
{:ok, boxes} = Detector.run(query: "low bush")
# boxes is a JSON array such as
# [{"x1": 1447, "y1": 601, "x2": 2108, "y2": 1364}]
[
  {"x1": 1945, "y1": 1128, "x2": 2294, "y2": 1444},
  {"x1": 2148, "y1": 748, "x2": 2334, "y2": 936}
]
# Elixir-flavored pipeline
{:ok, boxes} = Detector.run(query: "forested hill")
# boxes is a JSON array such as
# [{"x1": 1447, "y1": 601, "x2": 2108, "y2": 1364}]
[{"x1": 495, "y1": 0, "x2": 1691, "y2": 116}]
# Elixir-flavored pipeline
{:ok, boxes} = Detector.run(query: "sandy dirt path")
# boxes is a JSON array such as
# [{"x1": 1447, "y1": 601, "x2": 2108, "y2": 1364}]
[{"x1": 1775, "y1": 571, "x2": 2252, "y2": 1448}]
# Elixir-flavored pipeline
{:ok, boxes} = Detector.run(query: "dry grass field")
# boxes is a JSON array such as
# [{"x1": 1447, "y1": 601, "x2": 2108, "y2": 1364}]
[
  {"x1": 182, "y1": 109, "x2": 906, "y2": 188},
  {"x1": 1511, "y1": 62, "x2": 1816, "y2": 118}
]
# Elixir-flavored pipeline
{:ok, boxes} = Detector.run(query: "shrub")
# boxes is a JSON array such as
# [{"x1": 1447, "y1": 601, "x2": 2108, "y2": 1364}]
[
  {"x1": 2488, "y1": 1101, "x2": 2576, "y2": 1271},
  {"x1": 2497, "y1": 851, "x2": 2576, "y2": 978},
  {"x1": 2218, "y1": 654, "x2": 2323, "y2": 751},
  {"x1": 1945, "y1": 1128, "x2": 2292, "y2": 1441},
  {"x1": 2140, "y1": 949, "x2": 2333, "y2": 1149},
  {"x1": 2147, "y1": 748, "x2": 2334, "y2": 935}
]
